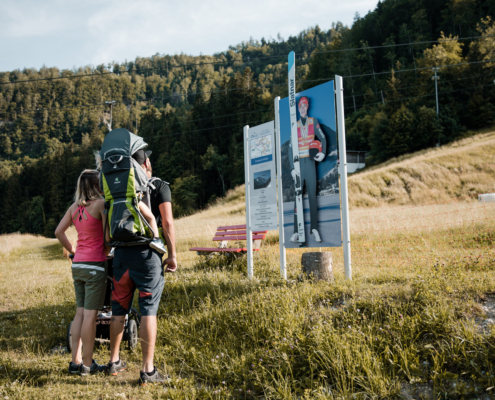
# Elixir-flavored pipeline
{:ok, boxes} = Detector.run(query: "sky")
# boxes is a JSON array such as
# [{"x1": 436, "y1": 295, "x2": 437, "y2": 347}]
[{"x1": 0, "y1": 0, "x2": 379, "y2": 72}]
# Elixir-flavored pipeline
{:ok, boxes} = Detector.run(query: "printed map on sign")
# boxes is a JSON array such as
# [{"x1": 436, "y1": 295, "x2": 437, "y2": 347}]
[{"x1": 250, "y1": 134, "x2": 273, "y2": 165}]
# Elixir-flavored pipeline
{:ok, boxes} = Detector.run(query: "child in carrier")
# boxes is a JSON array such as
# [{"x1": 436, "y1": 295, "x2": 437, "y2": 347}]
[
  {"x1": 132, "y1": 187, "x2": 166, "y2": 253},
  {"x1": 55, "y1": 169, "x2": 109, "y2": 376}
]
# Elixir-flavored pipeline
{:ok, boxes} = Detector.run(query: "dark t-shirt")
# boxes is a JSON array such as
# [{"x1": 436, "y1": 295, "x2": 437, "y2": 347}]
[{"x1": 149, "y1": 179, "x2": 172, "y2": 226}]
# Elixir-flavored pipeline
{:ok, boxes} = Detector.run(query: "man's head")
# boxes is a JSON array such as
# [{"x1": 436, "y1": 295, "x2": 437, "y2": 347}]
[
  {"x1": 298, "y1": 97, "x2": 309, "y2": 118},
  {"x1": 132, "y1": 149, "x2": 153, "y2": 178}
]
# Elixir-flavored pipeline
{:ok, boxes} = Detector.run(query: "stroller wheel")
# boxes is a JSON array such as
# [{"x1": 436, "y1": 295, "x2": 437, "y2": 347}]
[
  {"x1": 127, "y1": 319, "x2": 138, "y2": 350},
  {"x1": 66, "y1": 321, "x2": 73, "y2": 352}
]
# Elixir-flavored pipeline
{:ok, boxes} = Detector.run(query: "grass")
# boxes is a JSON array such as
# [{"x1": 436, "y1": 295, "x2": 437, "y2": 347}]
[{"x1": 1, "y1": 133, "x2": 495, "y2": 399}]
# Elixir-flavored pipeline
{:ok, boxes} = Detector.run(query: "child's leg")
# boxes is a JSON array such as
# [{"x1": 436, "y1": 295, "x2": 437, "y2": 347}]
[{"x1": 138, "y1": 202, "x2": 159, "y2": 238}]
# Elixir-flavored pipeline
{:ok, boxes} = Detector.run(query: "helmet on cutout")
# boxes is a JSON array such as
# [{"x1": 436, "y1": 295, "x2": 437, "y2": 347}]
[{"x1": 309, "y1": 140, "x2": 323, "y2": 160}]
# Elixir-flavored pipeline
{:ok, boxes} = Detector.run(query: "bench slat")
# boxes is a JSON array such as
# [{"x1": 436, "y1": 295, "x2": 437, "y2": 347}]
[
  {"x1": 217, "y1": 224, "x2": 247, "y2": 231},
  {"x1": 189, "y1": 247, "x2": 261, "y2": 253},
  {"x1": 214, "y1": 230, "x2": 267, "y2": 236},
  {"x1": 189, "y1": 224, "x2": 267, "y2": 255},
  {"x1": 212, "y1": 234, "x2": 266, "y2": 241}
]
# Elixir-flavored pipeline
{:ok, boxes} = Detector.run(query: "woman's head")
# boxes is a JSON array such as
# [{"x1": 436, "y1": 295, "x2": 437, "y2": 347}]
[{"x1": 74, "y1": 169, "x2": 102, "y2": 206}]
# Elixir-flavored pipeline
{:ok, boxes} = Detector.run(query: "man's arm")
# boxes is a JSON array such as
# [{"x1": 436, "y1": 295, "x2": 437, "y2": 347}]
[
  {"x1": 312, "y1": 118, "x2": 327, "y2": 162},
  {"x1": 159, "y1": 202, "x2": 177, "y2": 272},
  {"x1": 313, "y1": 118, "x2": 327, "y2": 157}
]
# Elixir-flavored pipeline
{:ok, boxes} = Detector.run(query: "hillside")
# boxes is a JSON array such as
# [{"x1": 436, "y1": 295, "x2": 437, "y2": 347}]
[{"x1": 349, "y1": 130, "x2": 495, "y2": 207}]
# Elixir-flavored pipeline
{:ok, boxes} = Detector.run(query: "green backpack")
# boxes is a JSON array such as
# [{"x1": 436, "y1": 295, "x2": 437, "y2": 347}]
[{"x1": 99, "y1": 128, "x2": 154, "y2": 247}]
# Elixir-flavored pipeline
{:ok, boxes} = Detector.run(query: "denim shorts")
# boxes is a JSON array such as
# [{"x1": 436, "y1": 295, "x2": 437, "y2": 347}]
[{"x1": 111, "y1": 246, "x2": 163, "y2": 316}]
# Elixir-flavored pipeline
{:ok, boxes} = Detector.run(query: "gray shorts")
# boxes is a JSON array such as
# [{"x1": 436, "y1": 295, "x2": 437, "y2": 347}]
[
  {"x1": 72, "y1": 261, "x2": 108, "y2": 310},
  {"x1": 111, "y1": 246, "x2": 164, "y2": 317}
]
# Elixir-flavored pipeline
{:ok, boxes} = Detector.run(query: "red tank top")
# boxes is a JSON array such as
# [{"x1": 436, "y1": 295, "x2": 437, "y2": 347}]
[{"x1": 72, "y1": 204, "x2": 107, "y2": 263}]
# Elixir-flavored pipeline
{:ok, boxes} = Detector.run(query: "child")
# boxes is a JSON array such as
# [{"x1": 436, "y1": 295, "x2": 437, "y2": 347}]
[{"x1": 137, "y1": 199, "x2": 167, "y2": 254}]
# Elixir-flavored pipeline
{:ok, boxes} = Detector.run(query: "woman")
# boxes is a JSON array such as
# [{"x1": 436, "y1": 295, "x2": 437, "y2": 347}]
[{"x1": 55, "y1": 169, "x2": 109, "y2": 376}]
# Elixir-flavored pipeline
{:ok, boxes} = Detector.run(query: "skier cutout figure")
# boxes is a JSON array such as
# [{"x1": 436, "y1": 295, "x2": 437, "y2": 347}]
[{"x1": 289, "y1": 96, "x2": 326, "y2": 243}]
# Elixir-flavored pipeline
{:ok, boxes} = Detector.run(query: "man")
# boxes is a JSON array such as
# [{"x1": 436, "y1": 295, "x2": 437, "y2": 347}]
[
  {"x1": 106, "y1": 149, "x2": 176, "y2": 385},
  {"x1": 145, "y1": 151, "x2": 177, "y2": 273},
  {"x1": 288, "y1": 96, "x2": 326, "y2": 243}
]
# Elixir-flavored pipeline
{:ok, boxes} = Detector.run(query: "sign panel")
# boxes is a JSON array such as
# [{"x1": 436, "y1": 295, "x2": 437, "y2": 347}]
[
  {"x1": 248, "y1": 121, "x2": 278, "y2": 231},
  {"x1": 279, "y1": 80, "x2": 341, "y2": 248}
]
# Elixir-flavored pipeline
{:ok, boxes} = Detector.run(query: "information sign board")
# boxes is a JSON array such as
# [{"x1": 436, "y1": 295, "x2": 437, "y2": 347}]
[{"x1": 248, "y1": 121, "x2": 278, "y2": 231}]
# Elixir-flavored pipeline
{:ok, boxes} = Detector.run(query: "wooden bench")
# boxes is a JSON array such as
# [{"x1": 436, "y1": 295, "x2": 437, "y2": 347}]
[{"x1": 189, "y1": 224, "x2": 268, "y2": 256}]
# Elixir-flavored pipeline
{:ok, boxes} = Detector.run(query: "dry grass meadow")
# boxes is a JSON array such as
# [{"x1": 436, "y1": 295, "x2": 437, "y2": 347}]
[{"x1": 0, "y1": 131, "x2": 495, "y2": 399}]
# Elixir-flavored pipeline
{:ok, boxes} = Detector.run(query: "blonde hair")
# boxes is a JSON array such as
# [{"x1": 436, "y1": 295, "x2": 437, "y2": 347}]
[{"x1": 74, "y1": 169, "x2": 102, "y2": 206}]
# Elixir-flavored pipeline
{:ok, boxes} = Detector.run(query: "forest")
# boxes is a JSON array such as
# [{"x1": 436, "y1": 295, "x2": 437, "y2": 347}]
[{"x1": 0, "y1": 0, "x2": 494, "y2": 235}]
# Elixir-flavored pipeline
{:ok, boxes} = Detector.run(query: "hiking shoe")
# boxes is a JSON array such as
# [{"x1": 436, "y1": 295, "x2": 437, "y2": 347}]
[
  {"x1": 106, "y1": 359, "x2": 127, "y2": 376},
  {"x1": 149, "y1": 238, "x2": 167, "y2": 254},
  {"x1": 79, "y1": 360, "x2": 105, "y2": 376},
  {"x1": 138, "y1": 367, "x2": 169, "y2": 386},
  {"x1": 68, "y1": 361, "x2": 81, "y2": 374}
]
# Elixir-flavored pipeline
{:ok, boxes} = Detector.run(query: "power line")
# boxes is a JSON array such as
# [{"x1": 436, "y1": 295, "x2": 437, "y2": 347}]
[
  {"x1": 4, "y1": 56, "x2": 494, "y2": 117},
  {"x1": 343, "y1": 58, "x2": 495, "y2": 79},
  {"x1": 128, "y1": 106, "x2": 271, "y2": 132},
  {"x1": 312, "y1": 34, "x2": 495, "y2": 57},
  {"x1": 1, "y1": 34, "x2": 493, "y2": 86},
  {"x1": 0, "y1": 98, "x2": 271, "y2": 131},
  {"x1": 345, "y1": 81, "x2": 495, "y2": 111},
  {"x1": 150, "y1": 82, "x2": 495, "y2": 137},
  {"x1": 0, "y1": 102, "x2": 272, "y2": 145},
  {"x1": 343, "y1": 71, "x2": 495, "y2": 100},
  {"x1": 0, "y1": 101, "x2": 112, "y2": 115},
  {"x1": 2, "y1": 79, "x2": 493, "y2": 148},
  {"x1": 142, "y1": 119, "x2": 264, "y2": 140}
]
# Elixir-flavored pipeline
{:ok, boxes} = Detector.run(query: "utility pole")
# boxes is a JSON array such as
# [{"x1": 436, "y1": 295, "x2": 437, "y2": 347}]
[
  {"x1": 432, "y1": 67, "x2": 440, "y2": 117},
  {"x1": 105, "y1": 100, "x2": 116, "y2": 131},
  {"x1": 432, "y1": 67, "x2": 440, "y2": 147}
]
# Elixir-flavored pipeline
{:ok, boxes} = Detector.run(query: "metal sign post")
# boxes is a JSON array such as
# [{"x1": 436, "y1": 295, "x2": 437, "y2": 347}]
[
  {"x1": 335, "y1": 76, "x2": 352, "y2": 280},
  {"x1": 274, "y1": 96, "x2": 287, "y2": 279},
  {"x1": 243, "y1": 125, "x2": 254, "y2": 279}
]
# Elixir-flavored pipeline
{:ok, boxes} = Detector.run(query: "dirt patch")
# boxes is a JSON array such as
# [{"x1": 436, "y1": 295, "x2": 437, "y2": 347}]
[
  {"x1": 476, "y1": 294, "x2": 495, "y2": 334},
  {"x1": 400, "y1": 382, "x2": 434, "y2": 399}
]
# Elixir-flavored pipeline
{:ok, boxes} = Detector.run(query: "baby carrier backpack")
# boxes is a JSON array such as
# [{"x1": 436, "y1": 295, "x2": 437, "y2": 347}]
[{"x1": 99, "y1": 128, "x2": 154, "y2": 247}]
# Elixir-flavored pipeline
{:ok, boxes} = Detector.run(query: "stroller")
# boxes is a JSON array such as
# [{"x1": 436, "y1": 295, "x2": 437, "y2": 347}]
[{"x1": 66, "y1": 255, "x2": 141, "y2": 351}]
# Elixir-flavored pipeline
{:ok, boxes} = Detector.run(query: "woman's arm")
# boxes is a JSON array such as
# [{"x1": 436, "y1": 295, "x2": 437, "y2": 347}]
[{"x1": 55, "y1": 206, "x2": 76, "y2": 254}]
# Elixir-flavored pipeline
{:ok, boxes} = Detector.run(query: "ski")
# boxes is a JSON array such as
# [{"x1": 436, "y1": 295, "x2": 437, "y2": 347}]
[{"x1": 288, "y1": 51, "x2": 305, "y2": 244}]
